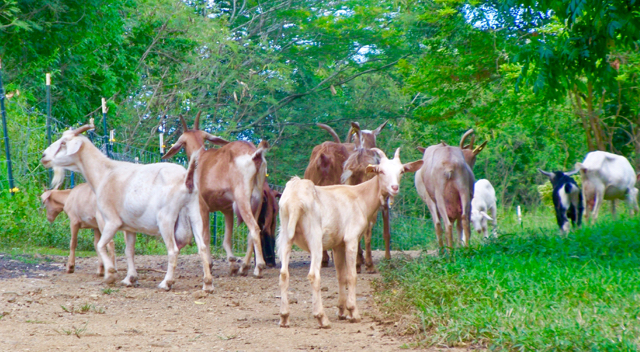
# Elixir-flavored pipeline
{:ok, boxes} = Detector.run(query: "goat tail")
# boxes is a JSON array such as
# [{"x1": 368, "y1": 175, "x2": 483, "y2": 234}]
[
  {"x1": 185, "y1": 147, "x2": 203, "y2": 193},
  {"x1": 444, "y1": 168, "x2": 454, "y2": 180},
  {"x1": 276, "y1": 203, "x2": 300, "y2": 261},
  {"x1": 51, "y1": 167, "x2": 65, "y2": 190}
]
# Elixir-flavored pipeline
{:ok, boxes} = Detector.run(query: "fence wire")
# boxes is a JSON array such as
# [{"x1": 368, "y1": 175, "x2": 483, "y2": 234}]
[{"x1": 0, "y1": 96, "x2": 446, "y2": 255}]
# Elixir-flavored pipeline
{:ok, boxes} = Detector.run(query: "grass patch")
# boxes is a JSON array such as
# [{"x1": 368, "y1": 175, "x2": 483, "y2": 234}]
[{"x1": 375, "y1": 217, "x2": 640, "y2": 351}]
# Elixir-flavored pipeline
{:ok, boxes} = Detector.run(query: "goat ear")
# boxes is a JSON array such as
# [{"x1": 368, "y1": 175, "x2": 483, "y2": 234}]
[
  {"x1": 365, "y1": 164, "x2": 380, "y2": 174},
  {"x1": 200, "y1": 132, "x2": 230, "y2": 146},
  {"x1": 403, "y1": 160, "x2": 424, "y2": 173},
  {"x1": 481, "y1": 211, "x2": 493, "y2": 221},
  {"x1": 473, "y1": 140, "x2": 487, "y2": 155},
  {"x1": 373, "y1": 120, "x2": 388, "y2": 135},
  {"x1": 40, "y1": 191, "x2": 52, "y2": 204},
  {"x1": 66, "y1": 138, "x2": 83, "y2": 156},
  {"x1": 416, "y1": 146, "x2": 426, "y2": 154},
  {"x1": 162, "y1": 138, "x2": 185, "y2": 159},
  {"x1": 538, "y1": 168, "x2": 555, "y2": 180}
]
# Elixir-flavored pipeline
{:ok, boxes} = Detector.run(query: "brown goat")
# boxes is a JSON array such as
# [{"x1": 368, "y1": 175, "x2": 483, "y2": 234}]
[
  {"x1": 341, "y1": 123, "x2": 383, "y2": 273},
  {"x1": 257, "y1": 183, "x2": 281, "y2": 268},
  {"x1": 308, "y1": 121, "x2": 390, "y2": 268},
  {"x1": 163, "y1": 112, "x2": 269, "y2": 277},
  {"x1": 41, "y1": 184, "x2": 118, "y2": 276},
  {"x1": 415, "y1": 143, "x2": 475, "y2": 249}
]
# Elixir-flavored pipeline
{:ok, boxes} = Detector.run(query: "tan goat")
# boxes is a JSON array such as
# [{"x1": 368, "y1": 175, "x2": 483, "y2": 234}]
[
  {"x1": 277, "y1": 148, "x2": 422, "y2": 328},
  {"x1": 41, "y1": 183, "x2": 119, "y2": 276},
  {"x1": 163, "y1": 112, "x2": 269, "y2": 277},
  {"x1": 415, "y1": 143, "x2": 475, "y2": 248}
]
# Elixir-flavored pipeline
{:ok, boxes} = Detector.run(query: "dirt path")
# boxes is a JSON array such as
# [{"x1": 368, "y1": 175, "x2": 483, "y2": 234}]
[{"x1": 0, "y1": 251, "x2": 418, "y2": 351}]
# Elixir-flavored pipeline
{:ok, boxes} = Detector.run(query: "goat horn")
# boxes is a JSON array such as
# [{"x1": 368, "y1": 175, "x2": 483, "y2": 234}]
[
  {"x1": 459, "y1": 129, "x2": 474, "y2": 149},
  {"x1": 194, "y1": 111, "x2": 202, "y2": 130},
  {"x1": 72, "y1": 119, "x2": 95, "y2": 136},
  {"x1": 370, "y1": 148, "x2": 387, "y2": 160},
  {"x1": 179, "y1": 115, "x2": 188, "y2": 131},
  {"x1": 394, "y1": 147, "x2": 401, "y2": 160}
]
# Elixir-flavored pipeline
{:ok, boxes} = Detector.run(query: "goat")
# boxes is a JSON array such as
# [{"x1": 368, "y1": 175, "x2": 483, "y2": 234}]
[
  {"x1": 470, "y1": 179, "x2": 497, "y2": 238},
  {"x1": 277, "y1": 148, "x2": 423, "y2": 328},
  {"x1": 574, "y1": 151, "x2": 639, "y2": 222},
  {"x1": 415, "y1": 143, "x2": 475, "y2": 248},
  {"x1": 163, "y1": 112, "x2": 269, "y2": 277},
  {"x1": 313, "y1": 121, "x2": 393, "y2": 266},
  {"x1": 257, "y1": 183, "x2": 281, "y2": 268},
  {"x1": 41, "y1": 122, "x2": 213, "y2": 292},
  {"x1": 341, "y1": 123, "x2": 382, "y2": 273},
  {"x1": 538, "y1": 169, "x2": 583, "y2": 232},
  {"x1": 40, "y1": 183, "x2": 120, "y2": 275}
]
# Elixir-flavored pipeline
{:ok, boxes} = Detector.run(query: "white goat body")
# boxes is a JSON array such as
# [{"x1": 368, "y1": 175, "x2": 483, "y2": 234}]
[
  {"x1": 575, "y1": 151, "x2": 639, "y2": 221},
  {"x1": 41, "y1": 125, "x2": 213, "y2": 292}
]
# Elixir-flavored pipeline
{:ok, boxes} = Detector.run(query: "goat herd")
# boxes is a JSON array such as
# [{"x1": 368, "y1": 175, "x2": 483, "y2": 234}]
[{"x1": 37, "y1": 115, "x2": 639, "y2": 328}]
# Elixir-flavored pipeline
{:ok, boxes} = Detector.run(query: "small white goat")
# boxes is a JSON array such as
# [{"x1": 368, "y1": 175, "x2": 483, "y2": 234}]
[
  {"x1": 470, "y1": 179, "x2": 497, "y2": 238},
  {"x1": 40, "y1": 123, "x2": 213, "y2": 292},
  {"x1": 277, "y1": 148, "x2": 422, "y2": 328},
  {"x1": 41, "y1": 183, "x2": 121, "y2": 275}
]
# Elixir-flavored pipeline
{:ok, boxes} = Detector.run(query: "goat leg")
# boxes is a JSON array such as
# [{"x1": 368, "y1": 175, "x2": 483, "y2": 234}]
[
  {"x1": 121, "y1": 231, "x2": 138, "y2": 287},
  {"x1": 67, "y1": 222, "x2": 80, "y2": 274}
]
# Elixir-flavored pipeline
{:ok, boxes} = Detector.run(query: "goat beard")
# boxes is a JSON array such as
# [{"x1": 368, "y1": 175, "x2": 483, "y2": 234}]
[{"x1": 51, "y1": 167, "x2": 65, "y2": 190}]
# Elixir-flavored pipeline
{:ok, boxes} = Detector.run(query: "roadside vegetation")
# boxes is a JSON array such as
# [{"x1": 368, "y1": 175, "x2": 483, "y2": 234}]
[{"x1": 375, "y1": 216, "x2": 640, "y2": 350}]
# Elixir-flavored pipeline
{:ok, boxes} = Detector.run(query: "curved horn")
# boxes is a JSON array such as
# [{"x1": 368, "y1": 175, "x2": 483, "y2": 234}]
[
  {"x1": 179, "y1": 115, "x2": 188, "y2": 131},
  {"x1": 538, "y1": 168, "x2": 555, "y2": 180},
  {"x1": 316, "y1": 123, "x2": 341, "y2": 143},
  {"x1": 459, "y1": 129, "x2": 474, "y2": 149},
  {"x1": 393, "y1": 147, "x2": 401, "y2": 160},
  {"x1": 351, "y1": 122, "x2": 363, "y2": 149},
  {"x1": 194, "y1": 111, "x2": 202, "y2": 130},
  {"x1": 370, "y1": 148, "x2": 387, "y2": 160},
  {"x1": 72, "y1": 120, "x2": 95, "y2": 136}
]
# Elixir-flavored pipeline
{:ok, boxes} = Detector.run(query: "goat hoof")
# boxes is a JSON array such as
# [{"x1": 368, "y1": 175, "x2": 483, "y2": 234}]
[
  {"x1": 338, "y1": 314, "x2": 347, "y2": 320},
  {"x1": 239, "y1": 264, "x2": 250, "y2": 277},
  {"x1": 321, "y1": 261, "x2": 330, "y2": 268},
  {"x1": 202, "y1": 284, "x2": 214, "y2": 293},
  {"x1": 279, "y1": 314, "x2": 290, "y2": 328},
  {"x1": 103, "y1": 275, "x2": 117, "y2": 285},
  {"x1": 121, "y1": 276, "x2": 138, "y2": 287},
  {"x1": 253, "y1": 267, "x2": 263, "y2": 278},
  {"x1": 158, "y1": 280, "x2": 173, "y2": 291},
  {"x1": 229, "y1": 262, "x2": 240, "y2": 276},
  {"x1": 348, "y1": 314, "x2": 361, "y2": 323},
  {"x1": 356, "y1": 266, "x2": 362, "y2": 274},
  {"x1": 365, "y1": 265, "x2": 377, "y2": 274}
]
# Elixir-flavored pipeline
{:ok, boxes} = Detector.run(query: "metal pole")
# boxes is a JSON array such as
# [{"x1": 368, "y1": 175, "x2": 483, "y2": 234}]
[
  {"x1": 101, "y1": 98, "x2": 109, "y2": 158},
  {"x1": 212, "y1": 212, "x2": 218, "y2": 247},
  {"x1": 46, "y1": 73, "x2": 52, "y2": 184},
  {"x1": 0, "y1": 58, "x2": 15, "y2": 195},
  {"x1": 70, "y1": 171, "x2": 75, "y2": 188}
]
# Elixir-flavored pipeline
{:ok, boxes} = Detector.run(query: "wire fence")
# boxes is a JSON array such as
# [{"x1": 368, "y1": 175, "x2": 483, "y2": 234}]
[{"x1": 0, "y1": 70, "x2": 561, "y2": 257}]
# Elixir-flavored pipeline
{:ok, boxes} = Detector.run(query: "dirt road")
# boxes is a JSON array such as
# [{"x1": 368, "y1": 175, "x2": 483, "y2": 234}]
[{"x1": 0, "y1": 251, "x2": 414, "y2": 351}]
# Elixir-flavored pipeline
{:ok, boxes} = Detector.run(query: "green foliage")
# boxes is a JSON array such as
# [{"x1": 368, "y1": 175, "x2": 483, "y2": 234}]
[{"x1": 376, "y1": 218, "x2": 640, "y2": 350}]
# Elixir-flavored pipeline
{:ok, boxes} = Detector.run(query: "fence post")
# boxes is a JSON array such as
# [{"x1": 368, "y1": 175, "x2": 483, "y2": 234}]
[
  {"x1": 102, "y1": 98, "x2": 110, "y2": 158},
  {"x1": 212, "y1": 212, "x2": 217, "y2": 248},
  {"x1": 0, "y1": 58, "x2": 15, "y2": 196},
  {"x1": 46, "y1": 73, "x2": 52, "y2": 185}
]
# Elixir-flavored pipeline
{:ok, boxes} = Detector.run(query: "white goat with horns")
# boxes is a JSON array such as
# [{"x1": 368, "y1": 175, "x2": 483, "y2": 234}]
[{"x1": 40, "y1": 122, "x2": 213, "y2": 292}]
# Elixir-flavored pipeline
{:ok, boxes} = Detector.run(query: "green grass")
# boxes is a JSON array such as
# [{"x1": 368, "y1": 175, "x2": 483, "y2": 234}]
[{"x1": 375, "y1": 216, "x2": 640, "y2": 351}]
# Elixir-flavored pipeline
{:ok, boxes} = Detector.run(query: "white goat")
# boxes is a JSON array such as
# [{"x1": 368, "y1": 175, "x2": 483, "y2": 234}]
[
  {"x1": 41, "y1": 183, "x2": 121, "y2": 275},
  {"x1": 277, "y1": 148, "x2": 422, "y2": 328},
  {"x1": 40, "y1": 123, "x2": 213, "y2": 292},
  {"x1": 470, "y1": 179, "x2": 497, "y2": 238},
  {"x1": 575, "y1": 151, "x2": 639, "y2": 222}
]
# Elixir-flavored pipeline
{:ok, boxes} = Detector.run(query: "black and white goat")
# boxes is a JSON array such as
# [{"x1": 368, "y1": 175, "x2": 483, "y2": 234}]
[{"x1": 538, "y1": 169, "x2": 583, "y2": 232}]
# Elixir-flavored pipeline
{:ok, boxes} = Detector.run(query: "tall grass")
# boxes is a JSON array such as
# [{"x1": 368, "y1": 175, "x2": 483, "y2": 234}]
[{"x1": 375, "y1": 216, "x2": 640, "y2": 351}]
